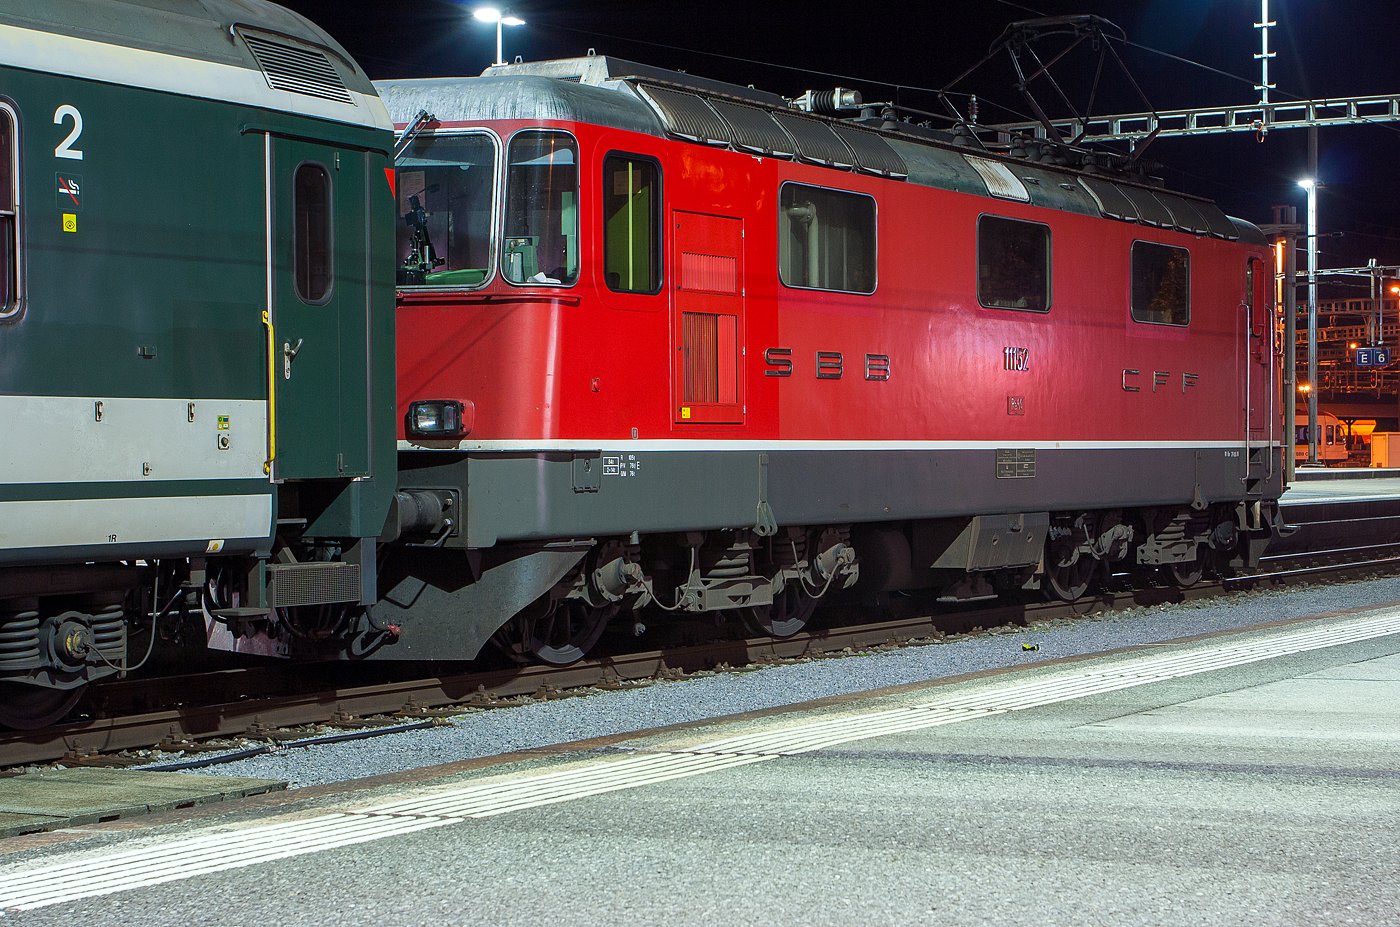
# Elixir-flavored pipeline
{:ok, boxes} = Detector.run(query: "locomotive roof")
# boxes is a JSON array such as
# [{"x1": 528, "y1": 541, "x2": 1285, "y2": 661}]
[
  {"x1": 0, "y1": 0, "x2": 390, "y2": 132},
  {"x1": 376, "y1": 56, "x2": 1266, "y2": 245}
]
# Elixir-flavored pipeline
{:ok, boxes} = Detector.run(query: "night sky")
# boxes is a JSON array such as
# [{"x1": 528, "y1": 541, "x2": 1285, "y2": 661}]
[{"x1": 283, "y1": 0, "x2": 1400, "y2": 289}]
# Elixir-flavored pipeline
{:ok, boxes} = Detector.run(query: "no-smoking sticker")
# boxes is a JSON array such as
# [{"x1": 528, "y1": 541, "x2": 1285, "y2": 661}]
[{"x1": 56, "y1": 173, "x2": 81, "y2": 211}]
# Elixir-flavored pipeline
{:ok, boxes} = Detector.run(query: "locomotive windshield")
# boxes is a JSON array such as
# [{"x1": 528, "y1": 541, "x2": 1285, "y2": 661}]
[
  {"x1": 504, "y1": 131, "x2": 579, "y2": 286},
  {"x1": 395, "y1": 133, "x2": 497, "y2": 287}
]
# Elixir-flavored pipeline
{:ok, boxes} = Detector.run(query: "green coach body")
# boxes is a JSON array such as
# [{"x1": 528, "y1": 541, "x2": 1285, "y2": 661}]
[{"x1": 0, "y1": 0, "x2": 397, "y2": 724}]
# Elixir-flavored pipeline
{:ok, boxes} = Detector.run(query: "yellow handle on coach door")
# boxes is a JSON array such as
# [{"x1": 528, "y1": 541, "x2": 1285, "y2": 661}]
[{"x1": 263, "y1": 309, "x2": 276, "y2": 476}]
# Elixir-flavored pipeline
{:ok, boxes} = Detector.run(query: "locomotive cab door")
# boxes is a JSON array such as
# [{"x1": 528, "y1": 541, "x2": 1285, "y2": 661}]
[
  {"x1": 1243, "y1": 255, "x2": 1274, "y2": 489},
  {"x1": 267, "y1": 134, "x2": 371, "y2": 480},
  {"x1": 672, "y1": 211, "x2": 745, "y2": 425}
]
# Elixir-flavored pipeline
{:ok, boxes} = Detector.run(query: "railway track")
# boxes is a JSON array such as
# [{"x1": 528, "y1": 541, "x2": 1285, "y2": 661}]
[{"x1": 3, "y1": 542, "x2": 1399, "y2": 771}]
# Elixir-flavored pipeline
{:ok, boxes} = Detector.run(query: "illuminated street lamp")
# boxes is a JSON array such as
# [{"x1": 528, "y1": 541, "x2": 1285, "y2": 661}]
[
  {"x1": 473, "y1": 7, "x2": 525, "y2": 67},
  {"x1": 1298, "y1": 177, "x2": 1319, "y2": 464}
]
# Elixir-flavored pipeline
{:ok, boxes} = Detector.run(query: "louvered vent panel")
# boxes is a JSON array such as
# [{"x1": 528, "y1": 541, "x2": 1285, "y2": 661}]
[
  {"x1": 680, "y1": 252, "x2": 737, "y2": 294},
  {"x1": 636, "y1": 85, "x2": 730, "y2": 146},
  {"x1": 1079, "y1": 176, "x2": 1139, "y2": 221},
  {"x1": 831, "y1": 125, "x2": 907, "y2": 178},
  {"x1": 707, "y1": 99, "x2": 794, "y2": 158},
  {"x1": 1119, "y1": 185, "x2": 1174, "y2": 227},
  {"x1": 770, "y1": 112, "x2": 854, "y2": 168},
  {"x1": 1155, "y1": 193, "x2": 1212, "y2": 236},
  {"x1": 244, "y1": 35, "x2": 354, "y2": 104}
]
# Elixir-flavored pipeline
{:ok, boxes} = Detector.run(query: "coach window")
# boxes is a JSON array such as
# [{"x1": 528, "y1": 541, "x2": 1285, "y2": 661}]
[
  {"x1": 504, "y1": 130, "x2": 579, "y2": 286},
  {"x1": 977, "y1": 215, "x2": 1051, "y2": 312},
  {"x1": 0, "y1": 103, "x2": 19, "y2": 319},
  {"x1": 779, "y1": 182, "x2": 875, "y2": 294},
  {"x1": 293, "y1": 163, "x2": 332, "y2": 304},
  {"x1": 602, "y1": 154, "x2": 661, "y2": 294},
  {"x1": 395, "y1": 132, "x2": 498, "y2": 287},
  {"x1": 1131, "y1": 241, "x2": 1190, "y2": 326}
]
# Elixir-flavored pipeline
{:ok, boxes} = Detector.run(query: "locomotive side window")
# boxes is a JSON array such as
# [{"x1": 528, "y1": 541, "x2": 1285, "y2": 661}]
[
  {"x1": 1131, "y1": 241, "x2": 1190, "y2": 326},
  {"x1": 0, "y1": 103, "x2": 18, "y2": 319},
  {"x1": 602, "y1": 154, "x2": 661, "y2": 294},
  {"x1": 395, "y1": 132, "x2": 498, "y2": 287},
  {"x1": 778, "y1": 182, "x2": 875, "y2": 294},
  {"x1": 293, "y1": 163, "x2": 332, "y2": 304},
  {"x1": 504, "y1": 130, "x2": 579, "y2": 286},
  {"x1": 977, "y1": 215, "x2": 1051, "y2": 313}
]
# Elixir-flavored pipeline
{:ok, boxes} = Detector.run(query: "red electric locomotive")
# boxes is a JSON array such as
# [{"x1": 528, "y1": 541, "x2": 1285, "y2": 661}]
[{"x1": 368, "y1": 56, "x2": 1284, "y2": 665}]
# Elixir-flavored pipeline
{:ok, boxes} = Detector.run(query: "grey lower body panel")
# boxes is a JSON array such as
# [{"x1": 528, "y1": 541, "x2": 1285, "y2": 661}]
[
  {"x1": 366, "y1": 546, "x2": 586, "y2": 662},
  {"x1": 398, "y1": 446, "x2": 1283, "y2": 546}
]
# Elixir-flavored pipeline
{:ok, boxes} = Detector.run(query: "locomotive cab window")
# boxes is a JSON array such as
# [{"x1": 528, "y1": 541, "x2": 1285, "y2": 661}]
[
  {"x1": 603, "y1": 154, "x2": 661, "y2": 294},
  {"x1": 779, "y1": 182, "x2": 875, "y2": 294},
  {"x1": 395, "y1": 132, "x2": 498, "y2": 287},
  {"x1": 977, "y1": 215, "x2": 1051, "y2": 312},
  {"x1": 0, "y1": 103, "x2": 18, "y2": 319},
  {"x1": 504, "y1": 130, "x2": 579, "y2": 286},
  {"x1": 293, "y1": 163, "x2": 332, "y2": 304},
  {"x1": 1131, "y1": 241, "x2": 1190, "y2": 326}
]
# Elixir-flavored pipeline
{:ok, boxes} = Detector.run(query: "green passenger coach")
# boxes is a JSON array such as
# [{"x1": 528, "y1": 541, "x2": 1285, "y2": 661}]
[{"x1": 0, "y1": 0, "x2": 397, "y2": 727}]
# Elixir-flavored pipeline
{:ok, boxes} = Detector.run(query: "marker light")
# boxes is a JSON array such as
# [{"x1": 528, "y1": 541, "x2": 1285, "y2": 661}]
[{"x1": 406, "y1": 399, "x2": 472, "y2": 437}]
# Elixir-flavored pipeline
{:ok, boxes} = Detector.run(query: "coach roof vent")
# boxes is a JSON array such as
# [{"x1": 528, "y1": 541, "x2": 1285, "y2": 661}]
[{"x1": 243, "y1": 34, "x2": 354, "y2": 104}]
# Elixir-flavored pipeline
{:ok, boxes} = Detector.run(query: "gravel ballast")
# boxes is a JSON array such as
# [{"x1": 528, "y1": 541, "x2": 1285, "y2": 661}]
[{"x1": 153, "y1": 575, "x2": 1400, "y2": 788}]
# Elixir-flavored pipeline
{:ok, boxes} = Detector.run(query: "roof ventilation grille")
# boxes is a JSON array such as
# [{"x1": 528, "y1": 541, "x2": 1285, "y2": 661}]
[{"x1": 244, "y1": 35, "x2": 354, "y2": 104}]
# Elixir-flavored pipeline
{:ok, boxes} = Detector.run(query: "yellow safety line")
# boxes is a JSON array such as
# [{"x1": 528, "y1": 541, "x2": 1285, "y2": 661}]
[{"x1": 263, "y1": 309, "x2": 276, "y2": 476}]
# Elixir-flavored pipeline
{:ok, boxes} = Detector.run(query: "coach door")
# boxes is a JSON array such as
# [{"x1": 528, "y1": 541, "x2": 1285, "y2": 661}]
[
  {"x1": 268, "y1": 135, "x2": 371, "y2": 480},
  {"x1": 672, "y1": 211, "x2": 745, "y2": 425}
]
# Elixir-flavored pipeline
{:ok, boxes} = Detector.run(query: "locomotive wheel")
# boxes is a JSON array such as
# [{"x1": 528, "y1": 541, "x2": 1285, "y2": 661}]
[
  {"x1": 0, "y1": 682, "x2": 84, "y2": 731},
  {"x1": 743, "y1": 585, "x2": 817, "y2": 638},
  {"x1": 502, "y1": 600, "x2": 615, "y2": 666},
  {"x1": 1168, "y1": 559, "x2": 1204, "y2": 588},
  {"x1": 1045, "y1": 556, "x2": 1096, "y2": 602}
]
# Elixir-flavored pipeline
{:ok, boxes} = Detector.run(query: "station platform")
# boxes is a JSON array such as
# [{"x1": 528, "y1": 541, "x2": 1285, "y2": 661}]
[
  {"x1": 0, "y1": 769, "x2": 285, "y2": 838},
  {"x1": 1282, "y1": 466, "x2": 1400, "y2": 504},
  {"x1": 0, "y1": 607, "x2": 1397, "y2": 925}
]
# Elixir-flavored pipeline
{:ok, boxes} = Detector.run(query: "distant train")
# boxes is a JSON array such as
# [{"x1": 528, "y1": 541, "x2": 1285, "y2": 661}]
[
  {"x1": 1295, "y1": 410, "x2": 1350, "y2": 465},
  {"x1": 0, "y1": 2, "x2": 1286, "y2": 728}
]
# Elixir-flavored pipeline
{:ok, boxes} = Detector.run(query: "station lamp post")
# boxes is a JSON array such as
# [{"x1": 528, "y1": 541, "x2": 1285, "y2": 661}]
[
  {"x1": 1298, "y1": 177, "x2": 1320, "y2": 465},
  {"x1": 473, "y1": 7, "x2": 525, "y2": 67}
]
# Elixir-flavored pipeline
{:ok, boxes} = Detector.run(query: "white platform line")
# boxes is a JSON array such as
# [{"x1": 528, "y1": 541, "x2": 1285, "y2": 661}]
[
  {"x1": 0, "y1": 814, "x2": 454, "y2": 911},
  {"x1": 3, "y1": 609, "x2": 1397, "y2": 911},
  {"x1": 366, "y1": 753, "x2": 774, "y2": 819},
  {"x1": 676, "y1": 612, "x2": 1400, "y2": 757}
]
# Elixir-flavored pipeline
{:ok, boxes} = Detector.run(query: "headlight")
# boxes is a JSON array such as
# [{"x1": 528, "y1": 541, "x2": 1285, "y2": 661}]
[{"x1": 405, "y1": 399, "x2": 470, "y2": 437}]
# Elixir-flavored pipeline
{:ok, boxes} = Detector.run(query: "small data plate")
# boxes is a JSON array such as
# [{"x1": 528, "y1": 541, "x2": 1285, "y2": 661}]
[{"x1": 995, "y1": 448, "x2": 1036, "y2": 479}]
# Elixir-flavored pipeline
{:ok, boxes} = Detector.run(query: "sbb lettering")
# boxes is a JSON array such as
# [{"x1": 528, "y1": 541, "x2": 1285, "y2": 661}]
[{"x1": 762, "y1": 347, "x2": 890, "y2": 381}]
